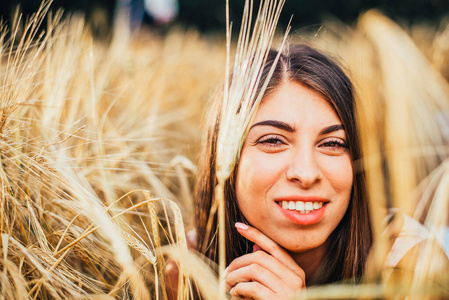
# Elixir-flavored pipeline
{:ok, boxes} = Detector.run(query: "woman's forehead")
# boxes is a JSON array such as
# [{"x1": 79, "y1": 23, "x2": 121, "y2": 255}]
[{"x1": 254, "y1": 81, "x2": 342, "y2": 128}]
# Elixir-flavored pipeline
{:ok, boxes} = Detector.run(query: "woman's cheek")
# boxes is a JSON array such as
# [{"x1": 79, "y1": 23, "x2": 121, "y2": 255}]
[
  {"x1": 319, "y1": 154, "x2": 353, "y2": 194},
  {"x1": 237, "y1": 149, "x2": 284, "y2": 194},
  {"x1": 236, "y1": 149, "x2": 284, "y2": 218}
]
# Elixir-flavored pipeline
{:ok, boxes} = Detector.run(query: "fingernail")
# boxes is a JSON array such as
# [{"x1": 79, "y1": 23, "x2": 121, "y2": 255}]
[
  {"x1": 222, "y1": 267, "x2": 228, "y2": 278},
  {"x1": 230, "y1": 287, "x2": 235, "y2": 295},
  {"x1": 235, "y1": 222, "x2": 248, "y2": 230}
]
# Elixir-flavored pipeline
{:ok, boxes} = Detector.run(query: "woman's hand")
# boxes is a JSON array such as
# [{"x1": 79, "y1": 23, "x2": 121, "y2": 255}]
[{"x1": 223, "y1": 222, "x2": 305, "y2": 299}]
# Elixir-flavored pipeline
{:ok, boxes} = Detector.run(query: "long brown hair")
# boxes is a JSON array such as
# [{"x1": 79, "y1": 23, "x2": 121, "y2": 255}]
[{"x1": 195, "y1": 44, "x2": 372, "y2": 284}]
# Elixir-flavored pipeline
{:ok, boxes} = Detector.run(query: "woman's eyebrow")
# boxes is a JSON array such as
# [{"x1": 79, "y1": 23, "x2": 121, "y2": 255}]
[
  {"x1": 320, "y1": 124, "x2": 344, "y2": 135},
  {"x1": 249, "y1": 120, "x2": 295, "y2": 132}
]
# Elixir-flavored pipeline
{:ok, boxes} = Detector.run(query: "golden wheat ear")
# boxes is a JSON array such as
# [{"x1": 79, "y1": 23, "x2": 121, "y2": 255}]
[{"x1": 211, "y1": 0, "x2": 291, "y2": 297}]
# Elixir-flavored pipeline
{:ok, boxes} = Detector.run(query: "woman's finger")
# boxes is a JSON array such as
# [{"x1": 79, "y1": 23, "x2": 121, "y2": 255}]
[
  {"x1": 253, "y1": 243, "x2": 262, "y2": 252},
  {"x1": 225, "y1": 250, "x2": 304, "y2": 289},
  {"x1": 230, "y1": 281, "x2": 276, "y2": 300},
  {"x1": 225, "y1": 263, "x2": 286, "y2": 293},
  {"x1": 235, "y1": 222, "x2": 305, "y2": 277}
]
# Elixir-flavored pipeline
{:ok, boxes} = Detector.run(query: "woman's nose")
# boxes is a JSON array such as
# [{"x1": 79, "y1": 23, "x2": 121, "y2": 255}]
[{"x1": 286, "y1": 147, "x2": 322, "y2": 188}]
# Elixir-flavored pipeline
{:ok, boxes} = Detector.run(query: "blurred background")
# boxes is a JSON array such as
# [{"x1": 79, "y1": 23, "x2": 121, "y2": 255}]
[
  {"x1": 1, "y1": 0, "x2": 448, "y2": 35},
  {"x1": 0, "y1": 1, "x2": 448, "y2": 299}
]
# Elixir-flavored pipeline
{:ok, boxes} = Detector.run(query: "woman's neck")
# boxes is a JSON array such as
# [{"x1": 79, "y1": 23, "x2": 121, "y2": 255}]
[{"x1": 288, "y1": 241, "x2": 328, "y2": 285}]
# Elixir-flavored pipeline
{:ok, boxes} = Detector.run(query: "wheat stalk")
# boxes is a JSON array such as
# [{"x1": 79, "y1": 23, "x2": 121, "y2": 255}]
[{"x1": 213, "y1": 1, "x2": 290, "y2": 297}]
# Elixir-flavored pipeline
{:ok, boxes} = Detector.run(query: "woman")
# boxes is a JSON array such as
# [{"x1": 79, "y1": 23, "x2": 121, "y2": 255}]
[{"x1": 195, "y1": 44, "x2": 373, "y2": 299}]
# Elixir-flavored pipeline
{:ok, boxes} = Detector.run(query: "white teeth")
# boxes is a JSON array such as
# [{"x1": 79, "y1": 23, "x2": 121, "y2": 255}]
[
  {"x1": 280, "y1": 201, "x2": 325, "y2": 213},
  {"x1": 305, "y1": 202, "x2": 313, "y2": 211}
]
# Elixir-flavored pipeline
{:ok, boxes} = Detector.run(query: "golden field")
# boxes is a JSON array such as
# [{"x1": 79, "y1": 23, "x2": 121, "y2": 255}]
[{"x1": 0, "y1": 1, "x2": 448, "y2": 299}]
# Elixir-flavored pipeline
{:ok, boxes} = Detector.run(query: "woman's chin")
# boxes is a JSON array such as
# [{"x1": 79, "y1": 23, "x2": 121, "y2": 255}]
[
  {"x1": 274, "y1": 236, "x2": 328, "y2": 255},
  {"x1": 284, "y1": 244, "x2": 320, "y2": 254}
]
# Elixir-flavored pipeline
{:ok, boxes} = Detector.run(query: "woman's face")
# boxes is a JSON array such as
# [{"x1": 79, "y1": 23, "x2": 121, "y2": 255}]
[{"x1": 236, "y1": 81, "x2": 353, "y2": 254}]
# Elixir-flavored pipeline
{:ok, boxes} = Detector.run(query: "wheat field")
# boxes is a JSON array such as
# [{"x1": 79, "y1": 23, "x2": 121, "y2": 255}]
[{"x1": 0, "y1": 0, "x2": 448, "y2": 299}]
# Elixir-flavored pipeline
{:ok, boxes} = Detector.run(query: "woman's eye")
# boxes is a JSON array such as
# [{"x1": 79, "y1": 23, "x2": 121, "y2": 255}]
[
  {"x1": 256, "y1": 135, "x2": 287, "y2": 147},
  {"x1": 319, "y1": 139, "x2": 349, "y2": 153}
]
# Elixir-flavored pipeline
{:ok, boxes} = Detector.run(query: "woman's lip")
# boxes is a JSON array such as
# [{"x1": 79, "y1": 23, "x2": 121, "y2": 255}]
[
  {"x1": 275, "y1": 196, "x2": 329, "y2": 202},
  {"x1": 275, "y1": 199, "x2": 328, "y2": 225}
]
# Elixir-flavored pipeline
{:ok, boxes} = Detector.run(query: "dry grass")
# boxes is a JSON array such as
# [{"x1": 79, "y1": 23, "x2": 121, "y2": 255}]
[
  {"x1": 0, "y1": 0, "x2": 448, "y2": 299},
  {"x1": 0, "y1": 1, "x2": 224, "y2": 298},
  {"x1": 214, "y1": 1, "x2": 289, "y2": 294}
]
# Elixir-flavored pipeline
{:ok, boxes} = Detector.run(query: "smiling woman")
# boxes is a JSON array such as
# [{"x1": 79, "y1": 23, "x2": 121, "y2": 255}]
[
  {"x1": 237, "y1": 81, "x2": 353, "y2": 251},
  {"x1": 194, "y1": 44, "x2": 372, "y2": 298}
]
